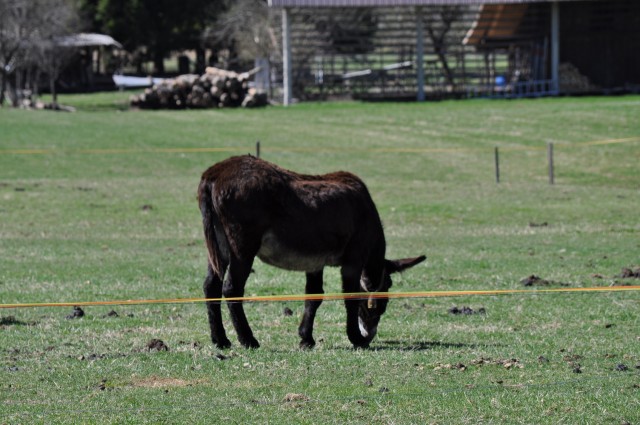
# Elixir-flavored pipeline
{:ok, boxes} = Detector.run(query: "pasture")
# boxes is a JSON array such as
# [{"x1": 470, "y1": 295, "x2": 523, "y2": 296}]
[{"x1": 1, "y1": 93, "x2": 639, "y2": 423}]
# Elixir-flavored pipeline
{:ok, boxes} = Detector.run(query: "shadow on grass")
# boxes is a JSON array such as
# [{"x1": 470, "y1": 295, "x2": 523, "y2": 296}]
[
  {"x1": 261, "y1": 338, "x2": 505, "y2": 353},
  {"x1": 373, "y1": 339, "x2": 503, "y2": 351},
  {"x1": 0, "y1": 316, "x2": 36, "y2": 326},
  {"x1": 70, "y1": 101, "x2": 130, "y2": 113}
]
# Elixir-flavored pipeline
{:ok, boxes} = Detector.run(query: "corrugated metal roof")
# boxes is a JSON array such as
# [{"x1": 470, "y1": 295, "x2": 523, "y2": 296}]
[{"x1": 269, "y1": 0, "x2": 580, "y2": 7}]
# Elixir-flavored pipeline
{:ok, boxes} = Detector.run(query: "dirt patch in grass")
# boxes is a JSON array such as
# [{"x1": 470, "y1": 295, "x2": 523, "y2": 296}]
[
  {"x1": 560, "y1": 351, "x2": 583, "y2": 373},
  {"x1": 599, "y1": 266, "x2": 640, "y2": 286},
  {"x1": 283, "y1": 393, "x2": 311, "y2": 408},
  {"x1": 470, "y1": 357, "x2": 524, "y2": 369},
  {"x1": 66, "y1": 306, "x2": 85, "y2": 319},
  {"x1": 434, "y1": 358, "x2": 523, "y2": 372},
  {"x1": 76, "y1": 352, "x2": 128, "y2": 361},
  {"x1": 520, "y1": 275, "x2": 570, "y2": 287},
  {"x1": 529, "y1": 222, "x2": 549, "y2": 228},
  {"x1": 616, "y1": 267, "x2": 640, "y2": 279},
  {"x1": 448, "y1": 306, "x2": 486, "y2": 315},
  {"x1": 433, "y1": 362, "x2": 468, "y2": 372},
  {"x1": 131, "y1": 376, "x2": 206, "y2": 389},
  {"x1": 146, "y1": 339, "x2": 169, "y2": 351},
  {"x1": 283, "y1": 393, "x2": 310, "y2": 402}
]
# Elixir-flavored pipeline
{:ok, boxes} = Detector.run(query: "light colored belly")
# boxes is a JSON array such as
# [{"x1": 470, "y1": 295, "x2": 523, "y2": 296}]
[{"x1": 256, "y1": 230, "x2": 340, "y2": 272}]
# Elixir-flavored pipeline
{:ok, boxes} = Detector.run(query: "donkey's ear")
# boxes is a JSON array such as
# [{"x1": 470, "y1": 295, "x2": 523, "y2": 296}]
[{"x1": 385, "y1": 255, "x2": 426, "y2": 274}]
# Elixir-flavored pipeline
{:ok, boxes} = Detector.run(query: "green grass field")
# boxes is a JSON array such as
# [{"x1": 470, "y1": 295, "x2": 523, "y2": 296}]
[{"x1": 1, "y1": 93, "x2": 639, "y2": 423}]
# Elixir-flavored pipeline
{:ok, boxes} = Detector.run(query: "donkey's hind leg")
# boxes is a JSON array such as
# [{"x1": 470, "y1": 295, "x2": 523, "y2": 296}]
[
  {"x1": 298, "y1": 270, "x2": 324, "y2": 349},
  {"x1": 223, "y1": 255, "x2": 260, "y2": 348},
  {"x1": 203, "y1": 263, "x2": 231, "y2": 349}
]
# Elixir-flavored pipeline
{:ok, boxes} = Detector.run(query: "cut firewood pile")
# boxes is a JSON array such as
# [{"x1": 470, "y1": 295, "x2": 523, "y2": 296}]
[
  {"x1": 559, "y1": 62, "x2": 599, "y2": 93},
  {"x1": 130, "y1": 67, "x2": 268, "y2": 109}
]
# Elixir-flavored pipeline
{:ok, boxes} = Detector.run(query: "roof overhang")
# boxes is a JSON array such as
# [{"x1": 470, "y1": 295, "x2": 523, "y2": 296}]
[{"x1": 55, "y1": 33, "x2": 123, "y2": 49}]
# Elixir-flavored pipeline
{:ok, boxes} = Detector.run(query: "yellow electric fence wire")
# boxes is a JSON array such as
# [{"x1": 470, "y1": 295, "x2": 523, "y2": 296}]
[{"x1": 1, "y1": 285, "x2": 639, "y2": 310}]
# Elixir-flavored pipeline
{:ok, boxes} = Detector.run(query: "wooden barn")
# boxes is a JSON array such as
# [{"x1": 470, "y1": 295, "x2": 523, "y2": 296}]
[{"x1": 267, "y1": 0, "x2": 640, "y2": 104}]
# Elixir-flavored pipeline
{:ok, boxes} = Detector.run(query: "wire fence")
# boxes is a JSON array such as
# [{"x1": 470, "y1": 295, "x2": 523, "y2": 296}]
[
  {"x1": 1, "y1": 135, "x2": 638, "y2": 156},
  {"x1": 1, "y1": 286, "x2": 639, "y2": 310}
]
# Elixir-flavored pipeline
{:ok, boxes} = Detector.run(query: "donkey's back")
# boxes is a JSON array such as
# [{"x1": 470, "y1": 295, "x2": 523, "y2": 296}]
[{"x1": 198, "y1": 155, "x2": 383, "y2": 275}]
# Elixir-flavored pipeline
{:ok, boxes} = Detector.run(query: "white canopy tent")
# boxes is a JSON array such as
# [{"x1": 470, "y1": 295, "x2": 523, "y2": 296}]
[{"x1": 54, "y1": 33, "x2": 123, "y2": 49}]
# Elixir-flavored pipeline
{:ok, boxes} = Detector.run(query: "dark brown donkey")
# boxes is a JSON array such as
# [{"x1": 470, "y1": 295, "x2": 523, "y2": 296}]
[{"x1": 198, "y1": 155, "x2": 425, "y2": 349}]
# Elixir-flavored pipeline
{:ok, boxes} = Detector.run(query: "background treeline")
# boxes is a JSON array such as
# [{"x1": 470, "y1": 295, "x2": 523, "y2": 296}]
[
  {"x1": 0, "y1": 0, "x2": 279, "y2": 106},
  {"x1": 0, "y1": 0, "x2": 396, "y2": 107}
]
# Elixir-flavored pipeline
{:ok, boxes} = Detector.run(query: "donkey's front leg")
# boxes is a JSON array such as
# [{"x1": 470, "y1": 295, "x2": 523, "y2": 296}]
[
  {"x1": 223, "y1": 256, "x2": 260, "y2": 348},
  {"x1": 203, "y1": 264, "x2": 231, "y2": 349},
  {"x1": 341, "y1": 265, "x2": 370, "y2": 349},
  {"x1": 298, "y1": 270, "x2": 324, "y2": 349}
]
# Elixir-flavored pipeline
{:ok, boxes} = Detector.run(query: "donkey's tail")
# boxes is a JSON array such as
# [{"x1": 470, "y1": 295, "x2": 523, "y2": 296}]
[{"x1": 198, "y1": 180, "x2": 230, "y2": 280}]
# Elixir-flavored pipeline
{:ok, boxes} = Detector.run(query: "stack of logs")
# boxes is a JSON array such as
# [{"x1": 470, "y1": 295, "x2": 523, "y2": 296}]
[
  {"x1": 130, "y1": 67, "x2": 268, "y2": 109},
  {"x1": 559, "y1": 63, "x2": 598, "y2": 93}
]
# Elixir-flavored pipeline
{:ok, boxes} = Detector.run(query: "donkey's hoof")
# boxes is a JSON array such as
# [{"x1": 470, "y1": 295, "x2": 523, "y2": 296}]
[
  {"x1": 214, "y1": 338, "x2": 232, "y2": 349},
  {"x1": 347, "y1": 332, "x2": 372, "y2": 349},
  {"x1": 351, "y1": 339, "x2": 371, "y2": 349},
  {"x1": 240, "y1": 337, "x2": 260, "y2": 349},
  {"x1": 299, "y1": 339, "x2": 316, "y2": 350}
]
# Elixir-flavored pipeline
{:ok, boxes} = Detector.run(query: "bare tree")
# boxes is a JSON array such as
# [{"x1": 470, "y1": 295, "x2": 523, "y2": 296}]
[
  {"x1": 35, "y1": 43, "x2": 75, "y2": 107},
  {"x1": 35, "y1": 0, "x2": 82, "y2": 107},
  {"x1": 0, "y1": 0, "x2": 40, "y2": 106},
  {"x1": 0, "y1": 0, "x2": 80, "y2": 107},
  {"x1": 203, "y1": 0, "x2": 279, "y2": 69},
  {"x1": 425, "y1": 6, "x2": 465, "y2": 88}
]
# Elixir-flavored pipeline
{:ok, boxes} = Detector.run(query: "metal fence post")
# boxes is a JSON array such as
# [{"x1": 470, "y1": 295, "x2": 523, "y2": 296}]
[
  {"x1": 494, "y1": 147, "x2": 500, "y2": 183},
  {"x1": 548, "y1": 142, "x2": 555, "y2": 185}
]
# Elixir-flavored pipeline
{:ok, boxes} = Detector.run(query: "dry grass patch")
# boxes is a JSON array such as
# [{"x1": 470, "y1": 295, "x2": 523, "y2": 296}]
[{"x1": 130, "y1": 375, "x2": 208, "y2": 389}]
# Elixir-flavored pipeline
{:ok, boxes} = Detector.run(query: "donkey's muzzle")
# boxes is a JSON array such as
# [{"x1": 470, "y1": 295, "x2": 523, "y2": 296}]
[{"x1": 367, "y1": 297, "x2": 377, "y2": 309}]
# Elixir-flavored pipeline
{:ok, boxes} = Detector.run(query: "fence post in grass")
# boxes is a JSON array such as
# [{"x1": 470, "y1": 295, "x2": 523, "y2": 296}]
[
  {"x1": 547, "y1": 142, "x2": 554, "y2": 185},
  {"x1": 256, "y1": 140, "x2": 261, "y2": 158},
  {"x1": 494, "y1": 147, "x2": 500, "y2": 183}
]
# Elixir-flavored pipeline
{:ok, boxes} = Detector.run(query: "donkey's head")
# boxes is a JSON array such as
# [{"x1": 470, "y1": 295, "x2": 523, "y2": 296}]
[{"x1": 357, "y1": 255, "x2": 426, "y2": 344}]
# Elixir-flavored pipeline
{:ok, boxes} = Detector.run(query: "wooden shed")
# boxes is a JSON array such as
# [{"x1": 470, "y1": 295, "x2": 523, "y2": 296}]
[{"x1": 267, "y1": 0, "x2": 640, "y2": 104}]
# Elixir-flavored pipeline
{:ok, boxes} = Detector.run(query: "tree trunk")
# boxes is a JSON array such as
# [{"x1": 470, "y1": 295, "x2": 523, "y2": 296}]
[
  {"x1": 0, "y1": 71, "x2": 6, "y2": 106},
  {"x1": 15, "y1": 69, "x2": 23, "y2": 105},
  {"x1": 426, "y1": 27, "x2": 455, "y2": 88},
  {"x1": 50, "y1": 76, "x2": 57, "y2": 107},
  {"x1": 33, "y1": 69, "x2": 42, "y2": 98},
  {"x1": 8, "y1": 75, "x2": 18, "y2": 107},
  {"x1": 153, "y1": 50, "x2": 165, "y2": 75},
  {"x1": 195, "y1": 47, "x2": 206, "y2": 75}
]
